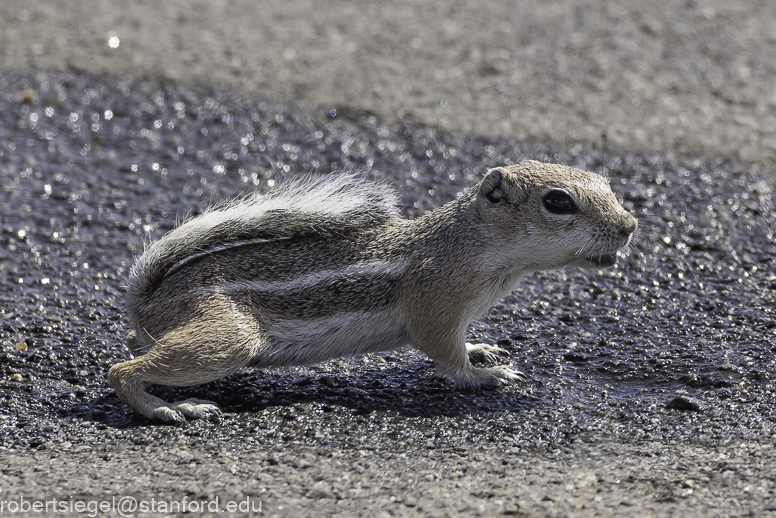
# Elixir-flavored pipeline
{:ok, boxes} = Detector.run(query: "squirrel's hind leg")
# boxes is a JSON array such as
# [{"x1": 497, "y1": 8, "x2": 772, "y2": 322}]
[{"x1": 109, "y1": 296, "x2": 264, "y2": 423}]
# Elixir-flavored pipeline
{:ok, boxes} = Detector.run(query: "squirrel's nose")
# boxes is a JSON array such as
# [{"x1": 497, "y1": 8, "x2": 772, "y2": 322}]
[{"x1": 620, "y1": 214, "x2": 638, "y2": 238}]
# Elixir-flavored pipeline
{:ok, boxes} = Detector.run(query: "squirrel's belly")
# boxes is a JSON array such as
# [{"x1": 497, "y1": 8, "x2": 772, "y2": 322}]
[{"x1": 250, "y1": 311, "x2": 409, "y2": 368}]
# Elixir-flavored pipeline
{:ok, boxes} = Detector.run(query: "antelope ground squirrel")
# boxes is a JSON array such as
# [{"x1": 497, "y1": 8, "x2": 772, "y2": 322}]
[{"x1": 109, "y1": 160, "x2": 638, "y2": 422}]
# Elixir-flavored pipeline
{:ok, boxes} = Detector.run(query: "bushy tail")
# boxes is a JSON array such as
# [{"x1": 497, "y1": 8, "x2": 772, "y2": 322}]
[{"x1": 125, "y1": 173, "x2": 401, "y2": 320}]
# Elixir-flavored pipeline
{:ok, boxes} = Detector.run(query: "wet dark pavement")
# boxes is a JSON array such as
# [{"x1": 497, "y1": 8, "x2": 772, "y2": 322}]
[{"x1": 1, "y1": 70, "x2": 776, "y2": 516}]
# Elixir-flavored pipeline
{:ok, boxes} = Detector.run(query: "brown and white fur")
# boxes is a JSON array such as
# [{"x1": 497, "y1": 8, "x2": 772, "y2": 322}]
[{"x1": 109, "y1": 160, "x2": 638, "y2": 423}]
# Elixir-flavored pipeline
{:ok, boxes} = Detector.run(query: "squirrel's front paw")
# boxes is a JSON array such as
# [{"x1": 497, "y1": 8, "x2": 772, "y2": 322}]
[
  {"x1": 488, "y1": 365, "x2": 527, "y2": 386},
  {"x1": 465, "y1": 342, "x2": 510, "y2": 364},
  {"x1": 447, "y1": 365, "x2": 527, "y2": 390}
]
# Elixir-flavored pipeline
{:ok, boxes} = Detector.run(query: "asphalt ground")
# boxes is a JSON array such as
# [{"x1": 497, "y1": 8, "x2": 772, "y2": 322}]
[{"x1": 0, "y1": 1, "x2": 775, "y2": 517}]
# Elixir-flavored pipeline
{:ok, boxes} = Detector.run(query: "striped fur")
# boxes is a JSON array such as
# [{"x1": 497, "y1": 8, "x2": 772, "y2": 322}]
[
  {"x1": 194, "y1": 259, "x2": 409, "y2": 298},
  {"x1": 125, "y1": 173, "x2": 400, "y2": 328}
]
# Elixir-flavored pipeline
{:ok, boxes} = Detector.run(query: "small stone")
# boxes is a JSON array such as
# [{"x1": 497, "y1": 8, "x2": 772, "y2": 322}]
[
  {"x1": 665, "y1": 396, "x2": 702, "y2": 412},
  {"x1": 12, "y1": 374, "x2": 23, "y2": 382},
  {"x1": 293, "y1": 453, "x2": 315, "y2": 469},
  {"x1": 306, "y1": 481, "x2": 333, "y2": 499},
  {"x1": 15, "y1": 342, "x2": 27, "y2": 351},
  {"x1": 20, "y1": 89, "x2": 36, "y2": 104}
]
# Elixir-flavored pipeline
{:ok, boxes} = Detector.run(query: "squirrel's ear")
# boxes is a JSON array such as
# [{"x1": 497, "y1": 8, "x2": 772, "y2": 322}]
[{"x1": 480, "y1": 167, "x2": 508, "y2": 203}]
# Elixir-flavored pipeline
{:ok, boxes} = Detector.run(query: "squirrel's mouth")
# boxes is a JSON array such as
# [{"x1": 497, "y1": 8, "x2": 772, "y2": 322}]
[{"x1": 586, "y1": 253, "x2": 617, "y2": 267}]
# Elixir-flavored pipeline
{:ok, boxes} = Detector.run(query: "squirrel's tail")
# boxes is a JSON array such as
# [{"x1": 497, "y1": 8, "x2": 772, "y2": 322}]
[{"x1": 124, "y1": 173, "x2": 401, "y2": 324}]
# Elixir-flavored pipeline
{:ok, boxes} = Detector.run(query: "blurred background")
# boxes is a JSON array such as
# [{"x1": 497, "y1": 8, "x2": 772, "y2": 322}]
[{"x1": 1, "y1": 0, "x2": 775, "y2": 165}]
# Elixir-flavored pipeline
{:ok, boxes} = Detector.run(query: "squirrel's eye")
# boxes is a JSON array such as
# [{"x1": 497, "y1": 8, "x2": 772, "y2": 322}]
[{"x1": 542, "y1": 190, "x2": 578, "y2": 215}]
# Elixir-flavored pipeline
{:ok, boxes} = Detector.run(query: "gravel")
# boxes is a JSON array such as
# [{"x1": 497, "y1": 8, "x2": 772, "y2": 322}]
[{"x1": 0, "y1": 69, "x2": 775, "y2": 516}]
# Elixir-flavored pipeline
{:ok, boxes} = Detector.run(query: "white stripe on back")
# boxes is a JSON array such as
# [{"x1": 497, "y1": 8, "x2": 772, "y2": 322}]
[{"x1": 195, "y1": 259, "x2": 409, "y2": 296}]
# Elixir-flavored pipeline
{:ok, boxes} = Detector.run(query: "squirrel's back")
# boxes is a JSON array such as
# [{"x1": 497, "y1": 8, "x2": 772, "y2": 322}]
[{"x1": 125, "y1": 173, "x2": 401, "y2": 322}]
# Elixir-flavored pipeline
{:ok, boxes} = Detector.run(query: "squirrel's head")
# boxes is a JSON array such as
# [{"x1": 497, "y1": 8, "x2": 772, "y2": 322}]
[{"x1": 474, "y1": 160, "x2": 638, "y2": 271}]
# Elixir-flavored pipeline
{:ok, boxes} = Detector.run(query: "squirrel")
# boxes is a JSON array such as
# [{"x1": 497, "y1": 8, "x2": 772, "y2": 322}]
[{"x1": 108, "y1": 160, "x2": 638, "y2": 422}]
